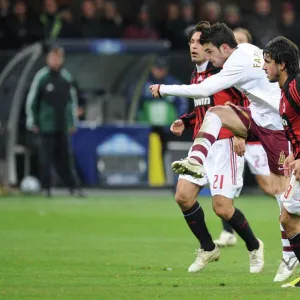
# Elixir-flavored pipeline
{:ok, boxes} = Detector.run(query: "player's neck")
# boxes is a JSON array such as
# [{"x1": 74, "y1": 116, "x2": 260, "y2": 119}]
[
  {"x1": 196, "y1": 60, "x2": 209, "y2": 72},
  {"x1": 279, "y1": 73, "x2": 289, "y2": 89}
]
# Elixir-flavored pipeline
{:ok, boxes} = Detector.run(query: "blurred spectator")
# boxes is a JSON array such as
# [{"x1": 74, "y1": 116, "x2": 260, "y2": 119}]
[
  {"x1": 99, "y1": 0, "x2": 123, "y2": 38},
  {"x1": 233, "y1": 27, "x2": 253, "y2": 44},
  {"x1": 0, "y1": 0, "x2": 9, "y2": 48},
  {"x1": 0, "y1": 0, "x2": 9, "y2": 17},
  {"x1": 123, "y1": 4, "x2": 158, "y2": 40},
  {"x1": 182, "y1": 1, "x2": 194, "y2": 25},
  {"x1": 40, "y1": 0, "x2": 63, "y2": 39},
  {"x1": 5, "y1": 0, "x2": 33, "y2": 49},
  {"x1": 133, "y1": 57, "x2": 188, "y2": 126},
  {"x1": 200, "y1": 1, "x2": 221, "y2": 24},
  {"x1": 247, "y1": 0, "x2": 278, "y2": 48},
  {"x1": 79, "y1": 0, "x2": 101, "y2": 37},
  {"x1": 182, "y1": 1, "x2": 195, "y2": 41},
  {"x1": 278, "y1": 2, "x2": 300, "y2": 47},
  {"x1": 103, "y1": 0, "x2": 123, "y2": 26},
  {"x1": 25, "y1": 45, "x2": 83, "y2": 197},
  {"x1": 95, "y1": 0, "x2": 105, "y2": 17},
  {"x1": 223, "y1": 4, "x2": 243, "y2": 30},
  {"x1": 58, "y1": 7, "x2": 81, "y2": 38},
  {"x1": 160, "y1": 2, "x2": 187, "y2": 49}
]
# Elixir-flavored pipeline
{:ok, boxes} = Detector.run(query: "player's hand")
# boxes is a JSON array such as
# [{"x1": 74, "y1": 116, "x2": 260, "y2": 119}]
[
  {"x1": 149, "y1": 84, "x2": 161, "y2": 98},
  {"x1": 233, "y1": 136, "x2": 246, "y2": 157},
  {"x1": 283, "y1": 153, "x2": 295, "y2": 177},
  {"x1": 289, "y1": 159, "x2": 300, "y2": 181},
  {"x1": 170, "y1": 119, "x2": 184, "y2": 136}
]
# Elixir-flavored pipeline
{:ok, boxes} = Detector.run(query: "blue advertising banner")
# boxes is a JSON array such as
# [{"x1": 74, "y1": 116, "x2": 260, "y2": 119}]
[{"x1": 71, "y1": 124, "x2": 151, "y2": 185}]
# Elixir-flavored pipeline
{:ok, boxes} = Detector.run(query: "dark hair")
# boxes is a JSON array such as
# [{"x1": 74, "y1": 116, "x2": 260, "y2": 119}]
[
  {"x1": 200, "y1": 23, "x2": 238, "y2": 49},
  {"x1": 263, "y1": 36, "x2": 300, "y2": 75},
  {"x1": 233, "y1": 27, "x2": 252, "y2": 44},
  {"x1": 188, "y1": 21, "x2": 211, "y2": 42}
]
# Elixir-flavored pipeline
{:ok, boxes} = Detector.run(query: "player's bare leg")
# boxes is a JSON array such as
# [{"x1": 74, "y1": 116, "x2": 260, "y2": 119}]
[
  {"x1": 215, "y1": 173, "x2": 273, "y2": 248},
  {"x1": 175, "y1": 179, "x2": 220, "y2": 272},
  {"x1": 174, "y1": 104, "x2": 295, "y2": 280},
  {"x1": 212, "y1": 195, "x2": 264, "y2": 273},
  {"x1": 254, "y1": 175, "x2": 272, "y2": 195},
  {"x1": 215, "y1": 175, "x2": 273, "y2": 247}
]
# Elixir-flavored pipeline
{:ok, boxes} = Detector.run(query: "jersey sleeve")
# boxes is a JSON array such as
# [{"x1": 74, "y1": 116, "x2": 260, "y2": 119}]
[
  {"x1": 290, "y1": 78, "x2": 300, "y2": 106},
  {"x1": 25, "y1": 68, "x2": 47, "y2": 129},
  {"x1": 180, "y1": 110, "x2": 196, "y2": 128},
  {"x1": 159, "y1": 60, "x2": 245, "y2": 98}
]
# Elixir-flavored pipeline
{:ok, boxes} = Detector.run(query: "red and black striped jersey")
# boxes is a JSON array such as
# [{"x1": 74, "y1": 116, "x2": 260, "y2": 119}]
[
  {"x1": 180, "y1": 62, "x2": 250, "y2": 140},
  {"x1": 280, "y1": 74, "x2": 300, "y2": 159}
]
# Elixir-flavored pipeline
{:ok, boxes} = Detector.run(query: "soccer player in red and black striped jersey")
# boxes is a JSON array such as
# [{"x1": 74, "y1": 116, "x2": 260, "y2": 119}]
[
  {"x1": 170, "y1": 21, "x2": 262, "y2": 274},
  {"x1": 216, "y1": 28, "x2": 296, "y2": 283},
  {"x1": 263, "y1": 36, "x2": 300, "y2": 288}
]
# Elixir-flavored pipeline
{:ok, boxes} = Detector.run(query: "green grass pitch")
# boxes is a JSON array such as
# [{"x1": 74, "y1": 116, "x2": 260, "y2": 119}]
[{"x1": 0, "y1": 194, "x2": 299, "y2": 299}]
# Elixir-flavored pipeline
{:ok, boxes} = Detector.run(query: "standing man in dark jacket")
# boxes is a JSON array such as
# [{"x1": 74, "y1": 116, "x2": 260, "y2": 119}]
[{"x1": 26, "y1": 46, "x2": 82, "y2": 197}]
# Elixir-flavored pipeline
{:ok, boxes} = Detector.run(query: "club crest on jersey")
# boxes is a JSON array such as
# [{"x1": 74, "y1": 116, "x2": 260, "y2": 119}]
[
  {"x1": 281, "y1": 117, "x2": 288, "y2": 126},
  {"x1": 46, "y1": 83, "x2": 54, "y2": 92},
  {"x1": 278, "y1": 151, "x2": 286, "y2": 165}
]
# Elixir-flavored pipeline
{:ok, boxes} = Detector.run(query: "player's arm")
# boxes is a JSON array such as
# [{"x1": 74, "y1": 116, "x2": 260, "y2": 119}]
[
  {"x1": 180, "y1": 111, "x2": 196, "y2": 129},
  {"x1": 25, "y1": 69, "x2": 45, "y2": 131},
  {"x1": 69, "y1": 85, "x2": 79, "y2": 129},
  {"x1": 291, "y1": 79, "x2": 300, "y2": 107},
  {"x1": 151, "y1": 62, "x2": 245, "y2": 98},
  {"x1": 170, "y1": 110, "x2": 196, "y2": 136},
  {"x1": 62, "y1": 69, "x2": 79, "y2": 129}
]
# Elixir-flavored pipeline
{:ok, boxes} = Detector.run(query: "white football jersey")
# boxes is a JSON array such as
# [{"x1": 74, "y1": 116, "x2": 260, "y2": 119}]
[{"x1": 160, "y1": 43, "x2": 282, "y2": 130}]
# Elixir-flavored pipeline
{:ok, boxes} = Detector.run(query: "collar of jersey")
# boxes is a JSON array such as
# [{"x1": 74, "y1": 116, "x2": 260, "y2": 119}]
[{"x1": 282, "y1": 74, "x2": 296, "y2": 91}]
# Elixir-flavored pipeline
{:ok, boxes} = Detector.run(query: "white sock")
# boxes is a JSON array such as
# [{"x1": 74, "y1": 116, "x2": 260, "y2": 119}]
[{"x1": 190, "y1": 112, "x2": 222, "y2": 164}]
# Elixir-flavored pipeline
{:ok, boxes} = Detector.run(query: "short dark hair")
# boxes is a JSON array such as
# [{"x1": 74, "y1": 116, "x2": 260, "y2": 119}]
[
  {"x1": 263, "y1": 36, "x2": 300, "y2": 75},
  {"x1": 188, "y1": 21, "x2": 211, "y2": 42},
  {"x1": 200, "y1": 23, "x2": 238, "y2": 49},
  {"x1": 233, "y1": 27, "x2": 253, "y2": 44}
]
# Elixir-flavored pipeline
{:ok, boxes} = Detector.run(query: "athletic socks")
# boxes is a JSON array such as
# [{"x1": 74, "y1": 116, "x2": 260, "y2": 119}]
[
  {"x1": 183, "y1": 201, "x2": 215, "y2": 251},
  {"x1": 228, "y1": 208, "x2": 259, "y2": 251}
]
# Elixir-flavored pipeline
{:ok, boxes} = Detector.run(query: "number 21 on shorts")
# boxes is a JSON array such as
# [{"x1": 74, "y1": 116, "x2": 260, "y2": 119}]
[{"x1": 213, "y1": 175, "x2": 224, "y2": 189}]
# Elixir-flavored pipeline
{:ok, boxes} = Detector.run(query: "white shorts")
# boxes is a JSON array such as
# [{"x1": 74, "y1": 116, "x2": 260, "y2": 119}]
[
  {"x1": 179, "y1": 138, "x2": 244, "y2": 199},
  {"x1": 244, "y1": 143, "x2": 270, "y2": 176},
  {"x1": 282, "y1": 175, "x2": 300, "y2": 216}
]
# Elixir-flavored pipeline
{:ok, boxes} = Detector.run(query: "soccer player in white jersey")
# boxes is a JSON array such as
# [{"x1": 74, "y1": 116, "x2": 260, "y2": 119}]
[
  {"x1": 149, "y1": 23, "x2": 298, "y2": 281},
  {"x1": 171, "y1": 21, "x2": 261, "y2": 274},
  {"x1": 214, "y1": 28, "x2": 274, "y2": 248}
]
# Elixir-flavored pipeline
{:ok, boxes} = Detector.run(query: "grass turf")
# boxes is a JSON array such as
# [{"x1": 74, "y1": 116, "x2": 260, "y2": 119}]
[{"x1": 0, "y1": 194, "x2": 299, "y2": 299}]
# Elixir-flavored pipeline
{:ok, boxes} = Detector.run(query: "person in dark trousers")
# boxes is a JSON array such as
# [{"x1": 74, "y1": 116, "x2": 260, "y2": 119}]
[{"x1": 26, "y1": 45, "x2": 83, "y2": 197}]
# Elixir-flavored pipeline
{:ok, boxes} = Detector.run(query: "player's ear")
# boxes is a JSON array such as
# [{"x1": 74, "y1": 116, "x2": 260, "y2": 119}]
[
  {"x1": 220, "y1": 44, "x2": 229, "y2": 54},
  {"x1": 279, "y1": 61, "x2": 286, "y2": 71}
]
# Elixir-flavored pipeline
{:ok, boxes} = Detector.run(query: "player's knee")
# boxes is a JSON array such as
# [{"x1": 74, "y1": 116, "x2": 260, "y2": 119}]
[
  {"x1": 175, "y1": 191, "x2": 193, "y2": 210},
  {"x1": 261, "y1": 186, "x2": 275, "y2": 196},
  {"x1": 280, "y1": 211, "x2": 294, "y2": 237},
  {"x1": 280, "y1": 214, "x2": 287, "y2": 228},
  {"x1": 208, "y1": 106, "x2": 224, "y2": 116},
  {"x1": 213, "y1": 201, "x2": 233, "y2": 220}
]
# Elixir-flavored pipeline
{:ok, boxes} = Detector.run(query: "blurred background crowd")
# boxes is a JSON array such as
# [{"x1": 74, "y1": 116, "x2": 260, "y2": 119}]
[{"x1": 0, "y1": 0, "x2": 300, "y2": 51}]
